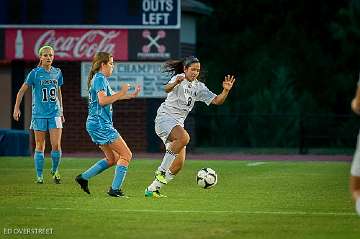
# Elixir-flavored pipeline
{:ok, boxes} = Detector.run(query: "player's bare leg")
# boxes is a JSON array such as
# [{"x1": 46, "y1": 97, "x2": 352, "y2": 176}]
[
  {"x1": 106, "y1": 137, "x2": 132, "y2": 197},
  {"x1": 350, "y1": 176, "x2": 360, "y2": 215},
  {"x1": 169, "y1": 147, "x2": 186, "y2": 175},
  {"x1": 155, "y1": 126, "x2": 189, "y2": 184}
]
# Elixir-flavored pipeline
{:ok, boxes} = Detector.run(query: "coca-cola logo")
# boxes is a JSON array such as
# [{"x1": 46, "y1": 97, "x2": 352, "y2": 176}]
[{"x1": 34, "y1": 30, "x2": 120, "y2": 58}]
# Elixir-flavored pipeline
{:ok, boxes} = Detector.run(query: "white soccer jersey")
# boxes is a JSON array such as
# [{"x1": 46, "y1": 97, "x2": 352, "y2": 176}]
[{"x1": 157, "y1": 73, "x2": 217, "y2": 124}]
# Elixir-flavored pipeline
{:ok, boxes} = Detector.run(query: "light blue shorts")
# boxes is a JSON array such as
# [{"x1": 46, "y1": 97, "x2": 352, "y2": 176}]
[
  {"x1": 86, "y1": 123, "x2": 120, "y2": 145},
  {"x1": 30, "y1": 117, "x2": 63, "y2": 131}
]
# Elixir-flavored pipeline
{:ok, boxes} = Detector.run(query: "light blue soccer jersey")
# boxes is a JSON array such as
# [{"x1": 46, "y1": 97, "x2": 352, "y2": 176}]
[
  {"x1": 25, "y1": 66, "x2": 63, "y2": 118},
  {"x1": 87, "y1": 72, "x2": 113, "y2": 127}
]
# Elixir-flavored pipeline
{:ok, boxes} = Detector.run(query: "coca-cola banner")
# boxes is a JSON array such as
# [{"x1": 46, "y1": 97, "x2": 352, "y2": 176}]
[
  {"x1": 128, "y1": 29, "x2": 179, "y2": 60},
  {"x1": 5, "y1": 29, "x2": 128, "y2": 61}
]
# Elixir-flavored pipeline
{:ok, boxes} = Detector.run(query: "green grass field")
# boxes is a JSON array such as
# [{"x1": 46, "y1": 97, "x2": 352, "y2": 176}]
[{"x1": 0, "y1": 156, "x2": 359, "y2": 239}]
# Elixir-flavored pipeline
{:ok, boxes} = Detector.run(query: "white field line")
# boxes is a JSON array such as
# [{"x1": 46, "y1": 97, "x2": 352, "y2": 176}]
[
  {"x1": 246, "y1": 162, "x2": 267, "y2": 166},
  {"x1": 0, "y1": 206, "x2": 356, "y2": 216}
]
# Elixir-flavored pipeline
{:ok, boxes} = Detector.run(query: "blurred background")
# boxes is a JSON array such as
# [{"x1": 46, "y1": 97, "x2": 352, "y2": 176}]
[{"x1": 0, "y1": 0, "x2": 360, "y2": 155}]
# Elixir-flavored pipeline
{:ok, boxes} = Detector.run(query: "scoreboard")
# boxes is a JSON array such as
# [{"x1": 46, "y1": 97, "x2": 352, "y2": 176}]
[{"x1": 0, "y1": 0, "x2": 180, "y2": 29}]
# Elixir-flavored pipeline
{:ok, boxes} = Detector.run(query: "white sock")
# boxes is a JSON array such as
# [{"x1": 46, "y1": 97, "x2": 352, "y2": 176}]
[
  {"x1": 356, "y1": 198, "x2": 360, "y2": 216},
  {"x1": 165, "y1": 169, "x2": 175, "y2": 182},
  {"x1": 148, "y1": 180, "x2": 164, "y2": 192},
  {"x1": 158, "y1": 150, "x2": 177, "y2": 172},
  {"x1": 148, "y1": 170, "x2": 175, "y2": 192}
]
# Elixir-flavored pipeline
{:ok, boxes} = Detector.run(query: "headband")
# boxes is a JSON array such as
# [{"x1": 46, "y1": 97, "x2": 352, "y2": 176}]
[{"x1": 38, "y1": 45, "x2": 54, "y2": 56}]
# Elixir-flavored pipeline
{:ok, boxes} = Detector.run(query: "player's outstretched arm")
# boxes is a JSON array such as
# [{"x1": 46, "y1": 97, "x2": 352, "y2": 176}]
[
  {"x1": 97, "y1": 84, "x2": 129, "y2": 106},
  {"x1": 97, "y1": 84, "x2": 141, "y2": 106},
  {"x1": 13, "y1": 83, "x2": 29, "y2": 121},
  {"x1": 211, "y1": 75, "x2": 236, "y2": 105}
]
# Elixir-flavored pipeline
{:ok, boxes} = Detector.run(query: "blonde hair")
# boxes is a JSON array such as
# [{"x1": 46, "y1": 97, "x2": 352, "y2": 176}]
[
  {"x1": 87, "y1": 52, "x2": 112, "y2": 90},
  {"x1": 37, "y1": 45, "x2": 54, "y2": 67},
  {"x1": 38, "y1": 45, "x2": 54, "y2": 56}
]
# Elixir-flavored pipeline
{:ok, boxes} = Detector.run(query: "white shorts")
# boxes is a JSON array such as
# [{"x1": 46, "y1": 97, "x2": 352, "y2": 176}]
[
  {"x1": 155, "y1": 114, "x2": 183, "y2": 145},
  {"x1": 351, "y1": 132, "x2": 360, "y2": 176}
]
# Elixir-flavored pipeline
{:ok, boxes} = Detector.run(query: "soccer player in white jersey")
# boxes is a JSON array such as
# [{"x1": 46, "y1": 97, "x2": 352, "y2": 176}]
[
  {"x1": 75, "y1": 52, "x2": 140, "y2": 197},
  {"x1": 350, "y1": 76, "x2": 360, "y2": 216},
  {"x1": 145, "y1": 56, "x2": 235, "y2": 197},
  {"x1": 13, "y1": 45, "x2": 64, "y2": 184}
]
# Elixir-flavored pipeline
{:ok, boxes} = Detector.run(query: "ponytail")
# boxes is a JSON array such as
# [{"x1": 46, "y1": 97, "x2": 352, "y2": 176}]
[
  {"x1": 87, "y1": 69, "x2": 97, "y2": 90},
  {"x1": 87, "y1": 52, "x2": 112, "y2": 90},
  {"x1": 163, "y1": 56, "x2": 203, "y2": 81},
  {"x1": 163, "y1": 59, "x2": 184, "y2": 77}
]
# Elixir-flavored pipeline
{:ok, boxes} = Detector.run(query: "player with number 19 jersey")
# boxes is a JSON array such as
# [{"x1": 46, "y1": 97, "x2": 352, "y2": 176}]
[{"x1": 25, "y1": 66, "x2": 63, "y2": 118}]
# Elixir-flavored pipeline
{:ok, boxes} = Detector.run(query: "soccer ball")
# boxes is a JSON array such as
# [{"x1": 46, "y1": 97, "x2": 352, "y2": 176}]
[{"x1": 196, "y1": 168, "x2": 218, "y2": 189}]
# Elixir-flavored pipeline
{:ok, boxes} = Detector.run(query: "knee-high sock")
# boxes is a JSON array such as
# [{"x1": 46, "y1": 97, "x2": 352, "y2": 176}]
[
  {"x1": 148, "y1": 169, "x2": 175, "y2": 191},
  {"x1": 158, "y1": 149, "x2": 177, "y2": 172},
  {"x1": 34, "y1": 151, "x2": 44, "y2": 178},
  {"x1": 111, "y1": 165, "x2": 128, "y2": 190},
  {"x1": 82, "y1": 159, "x2": 109, "y2": 180},
  {"x1": 356, "y1": 198, "x2": 360, "y2": 216},
  {"x1": 165, "y1": 170, "x2": 175, "y2": 182},
  {"x1": 51, "y1": 150, "x2": 61, "y2": 173}
]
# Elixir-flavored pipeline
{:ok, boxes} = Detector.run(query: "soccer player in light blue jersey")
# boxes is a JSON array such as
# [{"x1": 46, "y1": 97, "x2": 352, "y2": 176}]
[
  {"x1": 350, "y1": 75, "x2": 360, "y2": 216},
  {"x1": 144, "y1": 56, "x2": 235, "y2": 198},
  {"x1": 75, "y1": 52, "x2": 140, "y2": 197},
  {"x1": 13, "y1": 45, "x2": 64, "y2": 184}
]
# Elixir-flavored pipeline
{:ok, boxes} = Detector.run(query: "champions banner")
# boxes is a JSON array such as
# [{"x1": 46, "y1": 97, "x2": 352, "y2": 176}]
[
  {"x1": 5, "y1": 29, "x2": 128, "y2": 61},
  {"x1": 81, "y1": 62, "x2": 169, "y2": 98}
]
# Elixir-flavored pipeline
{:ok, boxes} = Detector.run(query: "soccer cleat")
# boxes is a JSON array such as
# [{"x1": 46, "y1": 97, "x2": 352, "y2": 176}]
[
  {"x1": 144, "y1": 188, "x2": 167, "y2": 198},
  {"x1": 75, "y1": 174, "x2": 90, "y2": 194},
  {"x1": 51, "y1": 170, "x2": 61, "y2": 184},
  {"x1": 107, "y1": 187, "x2": 126, "y2": 197},
  {"x1": 36, "y1": 176, "x2": 44, "y2": 184},
  {"x1": 155, "y1": 170, "x2": 167, "y2": 184}
]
